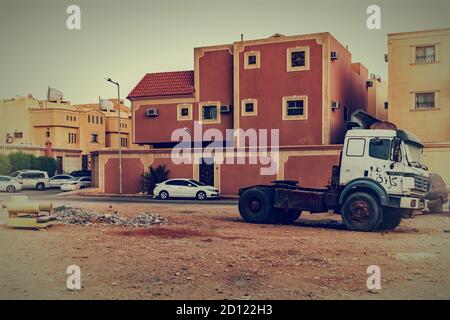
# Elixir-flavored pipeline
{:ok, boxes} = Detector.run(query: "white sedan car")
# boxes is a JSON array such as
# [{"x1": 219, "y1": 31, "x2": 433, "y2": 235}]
[
  {"x1": 0, "y1": 176, "x2": 23, "y2": 193},
  {"x1": 49, "y1": 174, "x2": 74, "y2": 188},
  {"x1": 154, "y1": 179, "x2": 219, "y2": 200},
  {"x1": 61, "y1": 177, "x2": 92, "y2": 191}
]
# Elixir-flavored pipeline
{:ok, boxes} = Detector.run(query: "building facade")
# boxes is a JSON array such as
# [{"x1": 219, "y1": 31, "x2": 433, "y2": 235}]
[
  {"x1": 93, "y1": 32, "x2": 383, "y2": 194},
  {"x1": 388, "y1": 28, "x2": 450, "y2": 185},
  {"x1": 0, "y1": 95, "x2": 133, "y2": 174}
]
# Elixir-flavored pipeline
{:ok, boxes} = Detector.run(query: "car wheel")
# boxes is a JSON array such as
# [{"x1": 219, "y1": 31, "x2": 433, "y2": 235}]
[
  {"x1": 6, "y1": 185, "x2": 16, "y2": 193},
  {"x1": 36, "y1": 183, "x2": 45, "y2": 191},
  {"x1": 196, "y1": 191, "x2": 207, "y2": 200},
  {"x1": 159, "y1": 190, "x2": 169, "y2": 200},
  {"x1": 341, "y1": 192, "x2": 382, "y2": 232}
]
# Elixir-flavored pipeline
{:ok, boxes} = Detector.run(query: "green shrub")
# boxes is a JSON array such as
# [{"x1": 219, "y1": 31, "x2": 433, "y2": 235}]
[
  {"x1": 5, "y1": 152, "x2": 57, "y2": 176},
  {"x1": 142, "y1": 165, "x2": 170, "y2": 194},
  {"x1": 8, "y1": 152, "x2": 35, "y2": 173},
  {"x1": 0, "y1": 154, "x2": 12, "y2": 175}
]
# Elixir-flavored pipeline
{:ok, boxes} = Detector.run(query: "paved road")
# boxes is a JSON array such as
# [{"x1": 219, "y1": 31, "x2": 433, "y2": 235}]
[{"x1": 0, "y1": 189, "x2": 238, "y2": 206}]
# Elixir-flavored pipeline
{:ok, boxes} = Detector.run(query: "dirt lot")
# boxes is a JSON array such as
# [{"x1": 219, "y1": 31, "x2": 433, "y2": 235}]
[{"x1": 1, "y1": 200, "x2": 449, "y2": 300}]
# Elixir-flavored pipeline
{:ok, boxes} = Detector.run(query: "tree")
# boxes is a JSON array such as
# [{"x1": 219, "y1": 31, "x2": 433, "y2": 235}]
[
  {"x1": 142, "y1": 165, "x2": 170, "y2": 195},
  {"x1": 35, "y1": 156, "x2": 57, "y2": 177},
  {"x1": 0, "y1": 154, "x2": 12, "y2": 175}
]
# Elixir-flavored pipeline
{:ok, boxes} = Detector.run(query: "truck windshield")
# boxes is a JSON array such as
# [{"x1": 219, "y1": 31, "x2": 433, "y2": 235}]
[{"x1": 404, "y1": 142, "x2": 427, "y2": 170}]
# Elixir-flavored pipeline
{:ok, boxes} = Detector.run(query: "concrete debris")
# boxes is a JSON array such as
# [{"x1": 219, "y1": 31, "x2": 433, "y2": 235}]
[{"x1": 54, "y1": 206, "x2": 167, "y2": 227}]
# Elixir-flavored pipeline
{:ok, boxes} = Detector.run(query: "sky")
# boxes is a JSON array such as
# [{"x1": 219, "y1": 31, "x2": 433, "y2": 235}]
[{"x1": 0, "y1": 0, "x2": 449, "y2": 105}]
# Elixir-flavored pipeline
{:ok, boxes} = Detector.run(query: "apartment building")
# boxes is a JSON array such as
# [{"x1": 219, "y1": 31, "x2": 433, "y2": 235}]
[
  {"x1": 388, "y1": 28, "x2": 450, "y2": 185},
  {"x1": 0, "y1": 95, "x2": 132, "y2": 173},
  {"x1": 93, "y1": 32, "x2": 384, "y2": 194}
]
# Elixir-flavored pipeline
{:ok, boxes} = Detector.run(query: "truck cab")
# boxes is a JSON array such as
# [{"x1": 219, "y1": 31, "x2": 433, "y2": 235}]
[{"x1": 340, "y1": 129, "x2": 429, "y2": 211}]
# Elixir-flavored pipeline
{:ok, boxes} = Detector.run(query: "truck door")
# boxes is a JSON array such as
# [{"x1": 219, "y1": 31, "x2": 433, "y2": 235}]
[
  {"x1": 340, "y1": 137, "x2": 368, "y2": 184},
  {"x1": 366, "y1": 138, "x2": 403, "y2": 195}
]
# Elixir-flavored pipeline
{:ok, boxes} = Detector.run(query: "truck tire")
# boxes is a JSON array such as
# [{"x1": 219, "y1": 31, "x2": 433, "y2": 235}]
[
  {"x1": 378, "y1": 208, "x2": 402, "y2": 230},
  {"x1": 275, "y1": 209, "x2": 302, "y2": 224},
  {"x1": 238, "y1": 187, "x2": 276, "y2": 224},
  {"x1": 341, "y1": 192, "x2": 382, "y2": 232}
]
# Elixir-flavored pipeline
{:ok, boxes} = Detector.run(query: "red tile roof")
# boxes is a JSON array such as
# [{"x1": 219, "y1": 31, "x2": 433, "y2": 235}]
[{"x1": 127, "y1": 71, "x2": 195, "y2": 99}]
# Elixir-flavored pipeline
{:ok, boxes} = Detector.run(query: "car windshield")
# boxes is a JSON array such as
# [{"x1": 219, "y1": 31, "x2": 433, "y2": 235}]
[
  {"x1": 404, "y1": 142, "x2": 426, "y2": 169},
  {"x1": 10, "y1": 171, "x2": 21, "y2": 178},
  {"x1": 189, "y1": 179, "x2": 205, "y2": 186}
]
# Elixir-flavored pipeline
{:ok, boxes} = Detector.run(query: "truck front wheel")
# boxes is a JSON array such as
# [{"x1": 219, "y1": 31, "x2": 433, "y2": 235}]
[
  {"x1": 378, "y1": 208, "x2": 402, "y2": 230},
  {"x1": 238, "y1": 188, "x2": 276, "y2": 224},
  {"x1": 341, "y1": 192, "x2": 382, "y2": 232}
]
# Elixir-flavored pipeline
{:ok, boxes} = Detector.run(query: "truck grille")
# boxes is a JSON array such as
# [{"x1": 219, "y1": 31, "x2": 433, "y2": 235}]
[{"x1": 414, "y1": 175, "x2": 430, "y2": 193}]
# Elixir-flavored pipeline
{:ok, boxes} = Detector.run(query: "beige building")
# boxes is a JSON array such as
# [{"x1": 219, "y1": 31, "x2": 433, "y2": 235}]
[
  {"x1": 0, "y1": 95, "x2": 133, "y2": 174},
  {"x1": 388, "y1": 28, "x2": 450, "y2": 185},
  {"x1": 367, "y1": 74, "x2": 388, "y2": 121}
]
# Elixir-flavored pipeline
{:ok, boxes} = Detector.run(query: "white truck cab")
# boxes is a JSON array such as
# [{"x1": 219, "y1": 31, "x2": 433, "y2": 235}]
[{"x1": 340, "y1": 129, "x2": 429, "y2": 211}]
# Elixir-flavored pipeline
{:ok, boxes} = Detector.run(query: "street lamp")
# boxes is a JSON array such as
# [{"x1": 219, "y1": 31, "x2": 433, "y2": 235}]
[{"x1": 105, "y1": 77, "x2": 123, "y2": 194}]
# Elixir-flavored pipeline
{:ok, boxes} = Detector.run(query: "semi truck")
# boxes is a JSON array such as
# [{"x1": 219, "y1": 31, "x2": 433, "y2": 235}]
[{"x1": 237, "y1": 111, "x2": 430, "y2": 232}]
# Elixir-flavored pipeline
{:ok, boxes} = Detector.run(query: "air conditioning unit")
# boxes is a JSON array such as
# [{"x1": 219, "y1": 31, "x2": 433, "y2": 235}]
[
  {"x1": 366, "y1": 80, "x2": 374, "y2": 88},
  {"x1": 331, "y1": 51, "x2": 339, "y2": 61},
  {"x1": 220, "y1": 105, "x2": 232, "y2": 113},
  {"x1": 331, "y1": 101, "x2": 341, "y2": 110},
  {"x1": 146, "y1": 108, "x2": 159, "y2": 117}
]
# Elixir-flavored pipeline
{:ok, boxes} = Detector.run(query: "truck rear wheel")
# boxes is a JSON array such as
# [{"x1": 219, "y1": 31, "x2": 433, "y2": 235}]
[
  {"x1": 276, "y1": 209, "x2": 302, "y2": 224},
  {"x1": 378, "y1": 208, "x2": 402, "y2": 230},
  {"x1": 238, "y1": 187, "x2": 276, "y2": 224},
  {"x1": 341, "y1": 192, "x2": 382, "y2": 232}
]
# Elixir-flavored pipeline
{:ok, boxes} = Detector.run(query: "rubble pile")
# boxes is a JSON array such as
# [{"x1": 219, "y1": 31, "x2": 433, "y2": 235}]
[
  {"x1": 124, "y1": 213, "x2": 168, "y2": 228},
  {"x1": 54, "y1": 206, "x2": 98, "y2": 226},
  {"x1": 54, "y1": 206, "x2": 167, "y2": 227}
]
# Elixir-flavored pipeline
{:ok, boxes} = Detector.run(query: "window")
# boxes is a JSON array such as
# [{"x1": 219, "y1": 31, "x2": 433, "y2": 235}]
[
  {"x1": 177, "y1": 103, "x2": 193, "y2": 121},
  {"x1": 287, "y1": 47, "x2": 310, "y2": 72},
  {"x1": 415, "y1": 45, "x2": 435, "y2": 63},
  {"x1": 96, "y1": 116, "x2": 99, "y2": 124},
  {"x1": 45, "y1": 130, "x2": 50, "y2": 138},
  {"x1": 0, "y1": 177, "x2": 9, "y2": 182},
  {"x1": 244, "y1": 51, "x2": 260, "y2": 69},
  {"x1": 121, "y1": 137, "x2": 128, "y2": 147},
  {"x1": 68, "y1": 133, "x2": 77, "y2": 144},
  {"x1": 384, "y1": 102, "x2": 389, "y2": 110},
  {"x1": 415, "y1": 93, "x2": 435, "y2": 110},
  {"x1": 14, "y1": 132, "x2": 23, "y2": 138},
  {"x1": 369, "y1": 139, "x2": 391, "y2": 160},
  {"x1": 88, "y1": 115, "x2": 91, "y2": 123},
  {"x1": 100, "y1": 117, "x2": 103, "y2": 124},
  {"x1": 346, "y1": 138, "x2": 366, "y2": 157},
  {"x1": 241, "y1": 99, "x2": 257, "y2": 116},
  {"x1": 199, "y1": 102, "x2": 220, "y2": 124},
  {"x1": 166, "y1": 180, "x2": 186, "y2": 186},
  {"x1": 282, "y1": 96, "x2": 308, "y2": 120},
  {"x1": 91, "y1": 133, "x2": 98, "y2": 143}
]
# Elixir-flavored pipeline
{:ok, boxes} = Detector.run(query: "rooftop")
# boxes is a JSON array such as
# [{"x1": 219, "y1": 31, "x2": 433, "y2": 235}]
[{"x1": 127, "y1": 70, "x2": 195, "y2": 99}]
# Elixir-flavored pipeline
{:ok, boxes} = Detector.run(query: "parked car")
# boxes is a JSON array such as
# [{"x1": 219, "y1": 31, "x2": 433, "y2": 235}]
[
  {"x1": 426, "y1": 173, "x2": 449, "y2": 213},
  {"x1": 61, "y1": 176, "x2": 92, "y2": 191},
  {"x1": 10, "y1": 170, "x2": 49, "y2": 190},
  {"x1": 69, "y1": 170, "x2": 91, "y2": 178},
  {"x1": 48, "y1": 174, "x2": 74, "y2": 188},
  {"x1": 154, "y1": 179, "x2": 219, "y2": 200},
  {"x1": 0, "y1": 175, "x2": 23, "y2": 193}
]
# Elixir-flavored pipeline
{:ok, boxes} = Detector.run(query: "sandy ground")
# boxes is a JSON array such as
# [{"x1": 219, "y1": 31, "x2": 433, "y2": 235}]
[{"x1": 0, "y1": 200, "x2": 449, "y2": 300}]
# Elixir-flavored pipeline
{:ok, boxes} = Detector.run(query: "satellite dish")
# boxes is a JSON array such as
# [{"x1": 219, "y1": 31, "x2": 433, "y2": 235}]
[
  {"x1": 99, "y1": 98, "x2": 114, "y2": 111},
  {"x1": 47, "y1": 87, "x2": 64, "y2": 101}
]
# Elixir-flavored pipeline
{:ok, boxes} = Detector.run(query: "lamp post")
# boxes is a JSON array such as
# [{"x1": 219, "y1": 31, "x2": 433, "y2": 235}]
[{"x1": 105, "y1": 77, "x2": 123, "y2": 194}]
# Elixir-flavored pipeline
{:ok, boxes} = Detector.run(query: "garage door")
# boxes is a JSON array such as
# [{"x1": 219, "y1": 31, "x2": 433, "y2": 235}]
[{"x1": 63, "y1": 156, "x2": 81, "y2": 173}]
